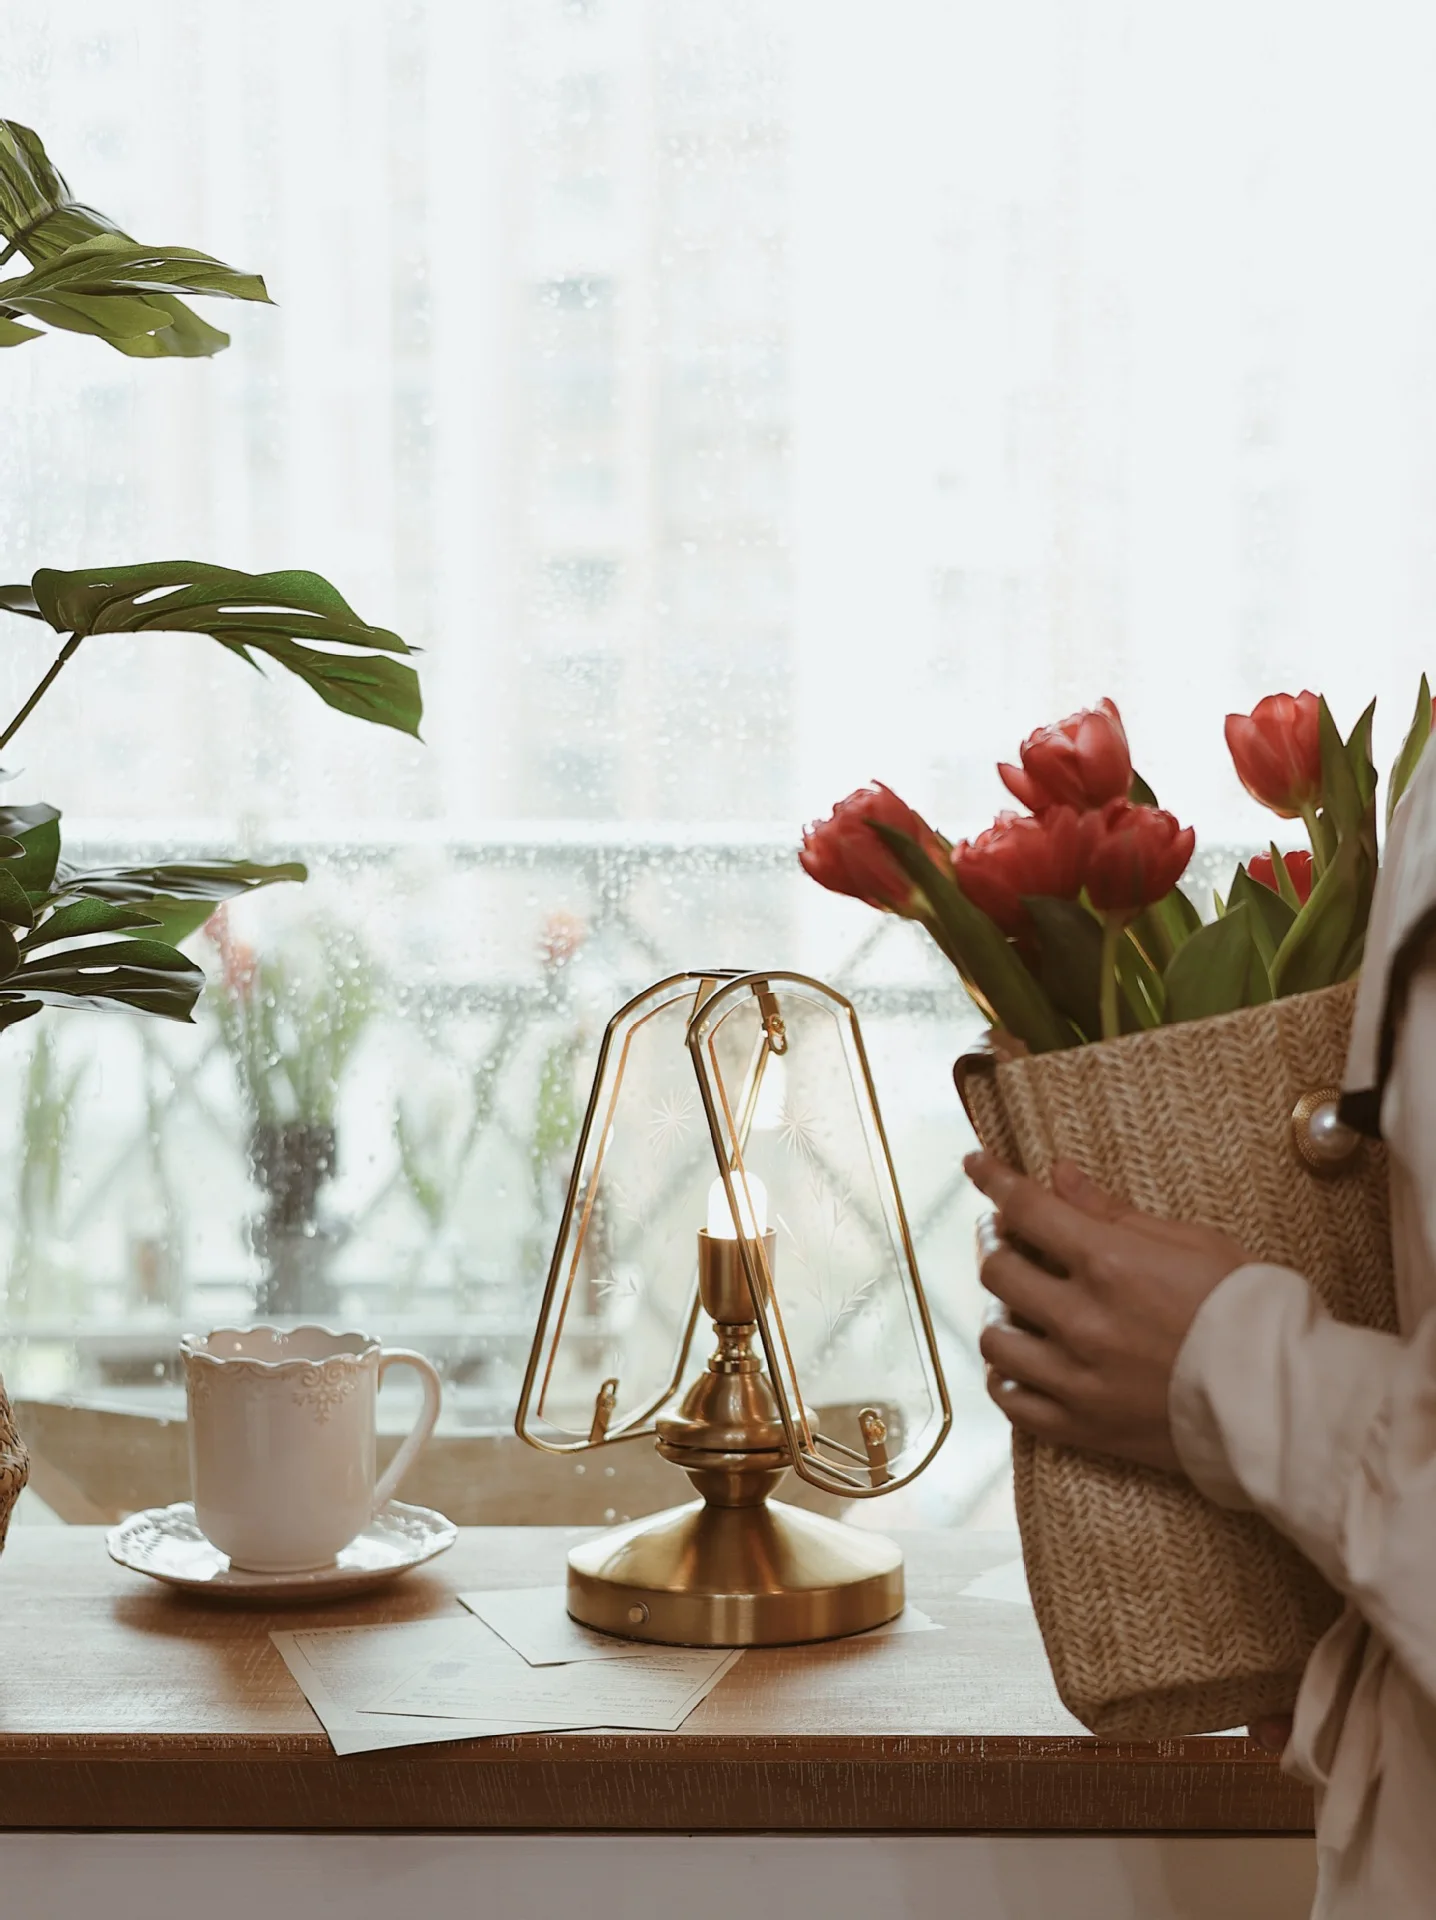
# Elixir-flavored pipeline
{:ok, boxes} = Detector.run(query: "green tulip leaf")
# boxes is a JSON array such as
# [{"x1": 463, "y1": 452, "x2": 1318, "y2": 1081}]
[
  {"x1": 0, "y1": 315, "x2": 41, "y2": 347},
  {"x1": 1318, "y1": 696, "x2": 1365, "y2": 842},
  {"x1": 1346, "y1": 697, "x2": 1378, "y2": 812},
  {"x1": 872, "y1": 824, "x2": 1078, "y2": 1053},
  {"x1": 0, "y1": 564, "x2": 422, "y2": 739},
  {"x1": 1023, "y1": 896, "x2": 1104, "y2": 1038},
  {"x1": 1129, "y1": 886, "x2": 1201, "y2": 971},
  {"x1": 1269, "y1": 830, "x2": 1375, "y2": 998},
  {"x1": 1387, "y1": 674, "x2": 1433, "y2": 828},
  {"x1": 1227, "y1": 863, "x2": 1297, "y2": 973},
  {"x1": 1128, "y1": 770, "x2": 1159, "y2": 807},
  {"x1": 0, "y1": 121, "x2": 269, "y2": 356},
  {"x1": 1024, "y1": 896, "x2": 1163, "y2": 1037},
  {"x1": 1115, "y1": 926, "x2": 1165, "y2": 1027},
  {"x1": 1269, "y1": 842, "x2": 1303, "y2": 911},
  {"x1": 1163, "y1": 903, "x2": 1270, "y2": 1024}
]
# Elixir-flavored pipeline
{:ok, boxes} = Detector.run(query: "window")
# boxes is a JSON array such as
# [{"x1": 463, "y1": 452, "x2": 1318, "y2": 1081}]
[{"x1": 4, "y1": 2, "x2": 1432, "y2": 1532}]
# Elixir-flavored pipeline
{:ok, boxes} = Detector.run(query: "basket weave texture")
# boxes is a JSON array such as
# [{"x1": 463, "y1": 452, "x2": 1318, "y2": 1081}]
[
  {"x1": 0, "y1": 1374, "x2": 26, "y2": 1558},
  {"x1": 958, "y1": 979, "x2": 1397, "y2": 1740}
]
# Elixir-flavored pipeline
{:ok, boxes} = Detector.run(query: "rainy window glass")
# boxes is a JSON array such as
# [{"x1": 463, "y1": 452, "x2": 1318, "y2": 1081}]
[{"x1": 3, "y1": 4, "x2": 1434, "y2": 1528}]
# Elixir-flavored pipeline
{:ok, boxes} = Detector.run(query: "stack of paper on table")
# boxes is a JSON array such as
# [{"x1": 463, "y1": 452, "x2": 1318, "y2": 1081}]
[{"x1": 273, "y1": 1586, "x2": 940, "y2": 1756}]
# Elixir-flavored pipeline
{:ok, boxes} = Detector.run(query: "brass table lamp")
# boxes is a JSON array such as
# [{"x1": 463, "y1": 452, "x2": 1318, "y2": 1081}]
[{"x1": 516, "y1": 970, "x2": 951, "y2": 1647}]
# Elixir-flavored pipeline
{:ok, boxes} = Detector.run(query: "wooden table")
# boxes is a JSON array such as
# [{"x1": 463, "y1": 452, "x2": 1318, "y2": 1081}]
[{"x1": 0, "y1": 1526, "x2": 1313, "y2": 1834}]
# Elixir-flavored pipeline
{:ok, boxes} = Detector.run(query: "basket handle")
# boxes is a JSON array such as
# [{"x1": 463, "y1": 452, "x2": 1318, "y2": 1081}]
[{"x1": 954, "y1": 1044, "x2": 1025, "y2": 1170}]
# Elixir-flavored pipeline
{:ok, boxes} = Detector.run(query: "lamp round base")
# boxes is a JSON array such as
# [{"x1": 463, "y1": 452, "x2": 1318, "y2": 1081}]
[{"x1": 566, "y1": 1498, "x2": 904, "y2": 1647}]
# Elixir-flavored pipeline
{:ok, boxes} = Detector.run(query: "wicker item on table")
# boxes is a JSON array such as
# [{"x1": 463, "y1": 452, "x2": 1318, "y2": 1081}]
[
  {"x1": 956, "y1": 979, "x2": 1396, "y2": 1740},
  {"x1": 0, "y1": 1375, "x2": 28, "y2": 1557}
]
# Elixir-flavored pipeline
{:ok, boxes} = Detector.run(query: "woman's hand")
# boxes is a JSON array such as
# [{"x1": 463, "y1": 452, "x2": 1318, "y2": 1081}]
[{"x1": 966, "y1": 1150, "x2": 1251, "y2": 1473}]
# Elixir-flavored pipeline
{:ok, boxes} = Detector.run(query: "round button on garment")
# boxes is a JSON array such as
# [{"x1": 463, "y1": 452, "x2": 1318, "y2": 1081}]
[
  {"x1": 1291, "y1": 1086, "x2": 1361, "y2": 1174},
  {"x1": 627, "y1": 1603, "x2": 649, "y2": 1625}
]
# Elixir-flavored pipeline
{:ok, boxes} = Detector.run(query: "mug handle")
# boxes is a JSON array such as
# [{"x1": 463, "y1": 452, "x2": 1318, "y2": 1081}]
[{"x1": 372, "y1": 1348, "x2": 443, "y2": 1513}]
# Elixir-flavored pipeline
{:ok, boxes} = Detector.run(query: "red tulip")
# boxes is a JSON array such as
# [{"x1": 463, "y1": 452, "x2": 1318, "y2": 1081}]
[
  {"x1": 1083, "y1": 800, "x2": 1195, "y2": 913},
  {"x1": 999, "y1": 698, "x2": 1132, "y2": 813},
  {"x1": 1247, "y1": 848, "x2": 1313, "y2": 905},
  {"x1": 950, "y1": 807, "x2": 1089, "y2": 937},
  {"x1": 1224, "y1": 692, "x2": 1322, "y2": 819},
  {"x1": 800, "y1": 783, "x2": 944, "y2": 917}
]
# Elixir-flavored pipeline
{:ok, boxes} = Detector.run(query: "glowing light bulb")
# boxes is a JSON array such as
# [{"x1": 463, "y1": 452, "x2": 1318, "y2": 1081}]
[{"x1": 707, "y1": 1172, "x2": 768, "y2": 1240}]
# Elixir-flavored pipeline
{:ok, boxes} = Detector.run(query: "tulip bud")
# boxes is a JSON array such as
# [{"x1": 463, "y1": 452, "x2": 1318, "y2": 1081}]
[
  {"x1": 950, "y1": 807, "x2": 1088, "y2": 937},
  {"x1": 1247, "y1": 848, "x2": 1313, "y2": 906},
  {"x1": 998, "y1": 698, "x2": 1132, "y2": 814},
  {"x1": 1224, "y1": 692, "x2": 1322, "y2": 819},
  {"x1": 1083, "y1": 799, "x2": 1196, "y2": 914},
  {"x1": 800, "y1": 783, "x2": 945, "y2": 918}
]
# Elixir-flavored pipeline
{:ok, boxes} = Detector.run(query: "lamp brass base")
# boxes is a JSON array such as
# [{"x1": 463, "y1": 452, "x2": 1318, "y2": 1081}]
[{"x1": 566, "y1": 1498, "x2": 904, "y2": 1647}]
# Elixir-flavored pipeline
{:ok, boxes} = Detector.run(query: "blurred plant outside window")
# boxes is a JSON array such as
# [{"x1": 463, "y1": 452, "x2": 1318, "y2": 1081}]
[{"x1": 4, "y1": 2, "x2": 1436, "y2": 1529}]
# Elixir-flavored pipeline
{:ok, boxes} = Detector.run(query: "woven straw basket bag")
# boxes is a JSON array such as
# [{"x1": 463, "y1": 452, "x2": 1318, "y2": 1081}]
[{"x1": 956, "y1": 978, "x2": 1397, "y2": 1740}]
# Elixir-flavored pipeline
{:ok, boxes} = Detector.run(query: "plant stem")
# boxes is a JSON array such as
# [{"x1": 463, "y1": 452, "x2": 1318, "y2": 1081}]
[
  {"x1": 1099, "y1": 915, "x2": 1123, "y2": 1042},
  {"x1": 1299, "y1": 801, "x2": 1329, "y2": 878},
  {"x1": 0, "y1": 632, "x2": 82, "y2": 752}
]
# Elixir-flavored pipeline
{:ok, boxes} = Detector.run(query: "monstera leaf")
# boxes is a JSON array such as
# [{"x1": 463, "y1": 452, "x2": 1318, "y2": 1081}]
[
  {"x1": 0, "y1": 563, "x2": 421, "y2": 740},
  {"x1": 0, "y1": 804, "x2": 306, "y2": 1028},
  {"x1": 0, "y1": 120, "x2": 268, "y2": 355},
  {"x1": 47, "y1": 856, "x2": 308, "y2": 947}
]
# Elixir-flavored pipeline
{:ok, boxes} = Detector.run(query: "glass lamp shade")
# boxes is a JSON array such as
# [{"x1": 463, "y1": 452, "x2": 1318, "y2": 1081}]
[{"x1": 517, "y1": 970, "x2": 950, "y2": 1499}]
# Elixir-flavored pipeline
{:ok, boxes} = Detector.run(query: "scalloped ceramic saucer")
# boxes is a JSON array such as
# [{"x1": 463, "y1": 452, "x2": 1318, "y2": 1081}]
[{"x1": 107, "y1": 1499, "x2": 457, "y2": 1604}]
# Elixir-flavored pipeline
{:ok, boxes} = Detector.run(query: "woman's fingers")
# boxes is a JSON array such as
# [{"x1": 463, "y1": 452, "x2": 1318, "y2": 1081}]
[
  {"x1": 979, "y1": 1316, "x2": 1083, "y2": 1402},
  {"x1": 984, "y1": 1366, "x2": 1078, "y2": 1443},
  {"x1": 1051, "y1": 1159, "x2": 1130, "y2": 1222},
  {"x1": 965, "y1": 1152, "x2": 1096, "y2": 1272},
  {"x1": 977, "y1": 1214, "x2": 1074, "y2": 1338}
]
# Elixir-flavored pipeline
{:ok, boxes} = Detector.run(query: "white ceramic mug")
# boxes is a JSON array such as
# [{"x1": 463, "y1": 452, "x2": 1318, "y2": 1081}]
[{"x1": 181, "y1": 1325, "x2": 442, "y2": 1574}]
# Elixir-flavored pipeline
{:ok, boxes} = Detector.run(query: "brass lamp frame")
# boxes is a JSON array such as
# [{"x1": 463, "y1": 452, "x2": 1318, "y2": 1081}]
[{"x1": 516, "y1": 970, "x2": 951, "y2": 1647}]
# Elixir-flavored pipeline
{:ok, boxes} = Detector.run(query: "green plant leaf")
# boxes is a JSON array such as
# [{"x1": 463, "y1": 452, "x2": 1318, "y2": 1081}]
[
  {"x1": 1318, "y1": 695, "x2": 1364, "y2": 841},
  {"x1": 0, "y1": 861, "x2": 34, "y2": 929},
  {"x1": 0, "y1": 121, "x2": 269, "y2": 356},
  {"x1": 0, "y1": 997, "x2": 41, "y2": 1034},
  {"x1": 1114, "y1": 927, "x2": 1165, "y2": 1027},
  {"x1": 1388, "y1": 674, "x2": 1433, "y2": 828},
  {"x1": 1269, "y1": 830, "x2": 1374, "y2": 998},
  {"x1": 1163, "y1": 903, "x2": 1270, "y2": 1024},
  {"x1": 0, "y1": 564, "x2": 421, "y2": 739},
  {"x1": 21, "y1": 899, "x2": 162, "y2": 951},
  {"x1": 1129, "y1": 770, "x2": 1159, "y2": 806},
  {"x1": 12, "y1": 937, "x2": 204, "y2": 1022},
  {"x1": 1227, "y1": 862, "x2": 1297, "y2": 973},
  {"x1": 0, "y1": 804, "x2": 61, "y2": 897},
  {"x1": 48, "y1": 858, "x2": 307, "y2": 947},
  {"x1": 1270, "y1": 841, "x2": 1302, "y2": 910},
  {"x1": 872, "y1": 824, "x2": 1078, "y2": 1052},
  {"x1": 1024, "y1": 895, "x2": 1103, "y2": 1038},
  {"x1": 1024, "y1": 896, "x2": 1163, "y2": 1036},
  {"x1": 1129, "y1": 886, "x2": 1201, "y2": 971},
  {"x1": 1346, "y1": 697, "x2": 1378, "y2": 812}
]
